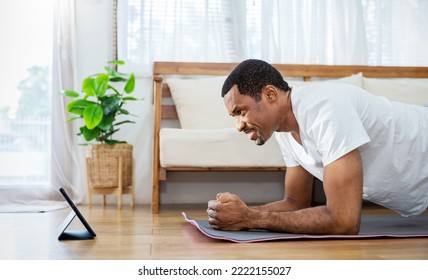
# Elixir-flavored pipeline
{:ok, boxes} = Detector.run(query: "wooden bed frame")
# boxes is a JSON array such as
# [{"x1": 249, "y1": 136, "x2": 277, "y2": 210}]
[{"x1": 152, "y1": 62, "x2": 428, "y2": 213}]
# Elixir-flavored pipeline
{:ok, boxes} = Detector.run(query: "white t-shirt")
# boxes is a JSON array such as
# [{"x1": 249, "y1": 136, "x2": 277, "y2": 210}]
[{"x1": 275, "y1": 83, "x2": 428, "y2": 216}]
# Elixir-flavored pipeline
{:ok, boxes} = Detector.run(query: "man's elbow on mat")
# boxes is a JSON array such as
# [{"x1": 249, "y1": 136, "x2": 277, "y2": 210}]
[
  {"x1": 332, "y1": 217, "x2": 361, "y2": 235},
  {"x1": 341, "y1": 222, "x2": 360, "y2": 235}
]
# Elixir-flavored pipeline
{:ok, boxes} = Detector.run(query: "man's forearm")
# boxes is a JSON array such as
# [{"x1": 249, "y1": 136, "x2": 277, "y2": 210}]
[
  {"x1": 248, "y1": 205, "x2": 360, "y2": 235},
  {"x1": 250, "y1": 199, "x2": 308, "y2": 212}
]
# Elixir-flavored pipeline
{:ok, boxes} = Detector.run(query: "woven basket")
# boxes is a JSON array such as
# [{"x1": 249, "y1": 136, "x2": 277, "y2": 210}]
[{"x1": 86, "y1": 143, "x2": 133, "y2": 188}]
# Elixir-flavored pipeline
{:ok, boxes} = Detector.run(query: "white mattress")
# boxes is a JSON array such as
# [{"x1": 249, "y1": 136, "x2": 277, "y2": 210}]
[{"x1": 160, "y1": 128, "x2": 286, "y2": 168}]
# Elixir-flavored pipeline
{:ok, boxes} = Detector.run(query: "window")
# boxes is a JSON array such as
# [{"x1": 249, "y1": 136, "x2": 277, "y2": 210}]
[
  {"x1": 120, "y1": 0, "x2": 428, "y2": 69},
  {"x1": 0, "y1": 0, "x2": 53, "y2": 188},
  {"x1": 120, "y1": 0, "x2": 235, "y2": 73}
]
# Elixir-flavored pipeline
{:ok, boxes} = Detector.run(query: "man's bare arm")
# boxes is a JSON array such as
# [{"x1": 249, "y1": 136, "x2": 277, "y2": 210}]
[
  {"x1": 250, "y1": 165, "x2": 314, "y2": 212},
  {"x1": 208, "y1": 149, "x2": 363, "y2": 234},
  {"x1": 248, "y1": 149, "x2": 363, "y2": 234}
]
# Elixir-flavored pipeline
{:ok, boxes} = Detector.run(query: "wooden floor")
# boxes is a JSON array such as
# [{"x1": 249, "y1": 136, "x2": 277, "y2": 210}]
[{"x1": 1, "y1": 204, "x2": 428, "y2": 260}]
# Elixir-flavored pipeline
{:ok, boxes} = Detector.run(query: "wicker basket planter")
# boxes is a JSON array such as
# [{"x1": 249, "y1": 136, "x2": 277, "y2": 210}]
[{"x1": 85, "y1": 143, "x2": 134, "y2": 209}]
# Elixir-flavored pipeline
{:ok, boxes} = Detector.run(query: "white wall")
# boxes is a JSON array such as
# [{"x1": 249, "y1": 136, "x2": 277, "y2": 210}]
[{"x1": 74, "y1": 0, "x2": 298, "y2": 206}]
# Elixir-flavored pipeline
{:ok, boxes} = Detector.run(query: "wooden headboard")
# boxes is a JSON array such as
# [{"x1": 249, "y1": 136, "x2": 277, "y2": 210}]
[{"x1": 151, "y1": 61, "x2": 428, "y2": 213}]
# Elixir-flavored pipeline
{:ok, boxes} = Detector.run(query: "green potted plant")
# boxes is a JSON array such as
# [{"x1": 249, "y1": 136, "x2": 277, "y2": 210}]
[{"x1": 61, "y1": 60, "x2": 139, "y2": 208}]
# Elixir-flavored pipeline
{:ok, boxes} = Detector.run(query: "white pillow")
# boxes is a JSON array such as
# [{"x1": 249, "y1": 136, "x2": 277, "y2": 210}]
[
  {"x1": 331, "y1": 72, "x2": 363, "y2": 87},
  {"x1": 363, "y1": 78, "x2": 428, "y2": 106},
  {"x1": 167, "y1": 76, "x2": 235, "y2": 129}
]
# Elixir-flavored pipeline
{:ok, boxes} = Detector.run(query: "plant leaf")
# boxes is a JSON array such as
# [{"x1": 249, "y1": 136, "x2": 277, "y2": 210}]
[
  {"x1": 80, "y1": 126, "x2": 101, "y2": 142},
  {"x1": 104, "y1": 139, "x2": 126, "y2": 145},
  {"x1": 61, "y1": 90, "x2": 80, "y2": 98},
  {"x1": 119, "y1": 108, "x2": 129, "y2": 115},
  {"x1": 102, "y1": 128, "x2": 120, "y2": 140},
  {"x1": 108, "y1": 60, "x2": 125, "y2": 65},
  {"x1": 114, "y1": 120, "x2": 136, "y2": 127},
  {"x1": 82, "y1": 77, "x2": 96, "y2": 96},
  {"x1": 109, "y1": 76, "x2": 127, "y2": 82},
  {"x1": 108, "y1": 85, "x2": 120, "y2": 95},
  {"x1": 83, "y1": 103, "x2": 103, "y2": 129},
  {"x1": 98, "y1": 113, "x2": 115, "y2": 131},
  {"x1": 94, "y1": 73, "x2": 109, "y2": 97},
  {"x1": 66, "y1": 116, "x2": 81, "y2": 123},
  {"x1": 104, "y1": 66, "x2": 115, "y2": 76},
  {"x1": 66, "y1": 99, "x2": 94, "y2": 116},
  {"x1": 101, "y1": 96, "x2": 121, "y2": 115},
  {"x1": 122, "y1": 96, "x2": 138, "y2": 101},
  {"x1": 124, "y1": 73, "x2": 135, "y2": 93}
]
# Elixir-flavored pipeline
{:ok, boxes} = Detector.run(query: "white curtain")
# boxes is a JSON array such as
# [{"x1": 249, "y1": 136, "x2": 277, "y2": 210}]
[
  {"x1": 231, "y1": 0, "x2": 368, "y2": 64},
  {"x1": 51, "y1": 0, "x2": 86, "y2": 201},
  {"x1": 261, "y1": 0, "x2": 368, "y2": 64},
  {"x1": 118, "y1": 0, "x2": 236, "y2": 76},
  {"x1": 0, "y1": 0, "x2": 79, "y2": 211},
  {"x1": 363, "y1": 0, "x2": 428, "y2": 66},
  {"x1": 119, "y1": 0, "x2": 428, "y2": 71}
]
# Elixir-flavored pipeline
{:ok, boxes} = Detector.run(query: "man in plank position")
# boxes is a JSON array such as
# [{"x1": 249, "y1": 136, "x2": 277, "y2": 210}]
[{"x1": 207, "y1": 59, "x2": 428, "y2": 234}]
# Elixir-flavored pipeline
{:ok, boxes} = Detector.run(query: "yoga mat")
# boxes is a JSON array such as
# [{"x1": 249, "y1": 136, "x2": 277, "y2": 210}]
[{"x1": 183, "y1": 212, "x2": 428, "y2": 243}]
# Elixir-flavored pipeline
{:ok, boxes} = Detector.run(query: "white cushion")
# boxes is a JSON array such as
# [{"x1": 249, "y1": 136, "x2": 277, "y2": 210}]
[
  {"x1": 167, "y1": 76, "x2": 235, "y2": 129},
  {"x1": 159, "y1": 128, "x2": 286, "y2": 168},
  {"x1": 363, "y1": 78, "x2": 428, "y2": 106}
]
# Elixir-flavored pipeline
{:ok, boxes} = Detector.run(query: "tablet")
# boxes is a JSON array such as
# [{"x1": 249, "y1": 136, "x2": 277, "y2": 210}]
[{"x1": 58, "y1": 186, "x2": 96, "y2": 240}]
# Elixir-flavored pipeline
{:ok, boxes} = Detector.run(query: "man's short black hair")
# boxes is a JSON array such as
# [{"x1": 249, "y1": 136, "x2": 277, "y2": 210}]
[{"x1": 221, "y1": 59, "x2": 290, "y2": 102}]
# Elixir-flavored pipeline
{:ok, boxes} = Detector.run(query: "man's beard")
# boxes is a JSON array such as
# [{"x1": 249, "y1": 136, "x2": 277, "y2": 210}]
[{"x1": 255, "y1": 130, "x2": 266, "y2": 146}]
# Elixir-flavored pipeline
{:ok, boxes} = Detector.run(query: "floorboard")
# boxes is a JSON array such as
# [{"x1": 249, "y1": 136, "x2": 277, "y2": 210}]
[{"x1": 1, "y1": 204, "x2": 427, "y2": 260}]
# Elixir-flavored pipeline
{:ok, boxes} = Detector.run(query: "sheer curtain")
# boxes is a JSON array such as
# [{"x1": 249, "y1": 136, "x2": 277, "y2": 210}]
[
  {"x1": 234, "y1": 0, "x2": 368, "y2": 64},
  {"x1": 363, "y1": 0, "x2": 428, "y2": 66},
  {"x1": 118, "y1": 0, "x2": 235, "y2": 76},
  {"x1": 51, "y1": 0, "x2": 86, "y2": 201},
  {"x1": 0, "y1": 0, "x2": 80, "y2": 211},
  {"x1": 119, "y1": 0, "x2": 428, "y2": 70}
]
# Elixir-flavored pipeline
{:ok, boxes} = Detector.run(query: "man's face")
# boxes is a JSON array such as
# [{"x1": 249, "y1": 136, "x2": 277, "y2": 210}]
[{"x1": 223, "y1": 85, "x2": 276, "y2": 146}]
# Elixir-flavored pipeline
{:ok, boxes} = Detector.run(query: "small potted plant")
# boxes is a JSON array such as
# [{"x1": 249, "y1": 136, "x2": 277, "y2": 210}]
[{"x1": 61, "y1": 60, "x2": 139, "y2": 208}]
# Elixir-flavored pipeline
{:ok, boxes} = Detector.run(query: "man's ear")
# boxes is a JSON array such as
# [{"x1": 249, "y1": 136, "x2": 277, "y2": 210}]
[{"x1": 263, "y1": 85, "x2": 278, "y2": 103}]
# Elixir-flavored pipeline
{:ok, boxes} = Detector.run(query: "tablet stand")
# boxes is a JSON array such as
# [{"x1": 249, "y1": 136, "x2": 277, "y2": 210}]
[{"x1": 58, "y1": 210, "x2": 95, "y2": 240}]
